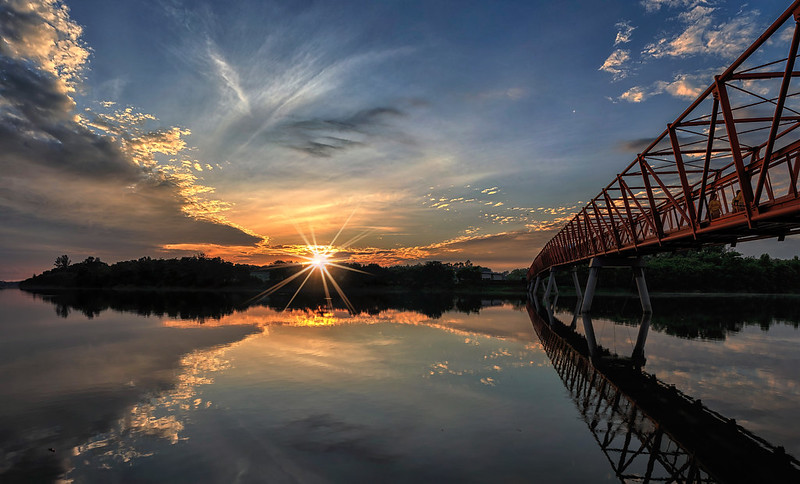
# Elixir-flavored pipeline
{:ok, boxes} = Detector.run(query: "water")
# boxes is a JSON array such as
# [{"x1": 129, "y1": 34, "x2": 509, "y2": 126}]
[{"x1": 1, "y1": 289, "x2": 799, "y2": 482}]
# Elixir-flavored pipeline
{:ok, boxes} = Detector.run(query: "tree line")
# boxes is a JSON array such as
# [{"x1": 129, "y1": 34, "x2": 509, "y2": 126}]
[
  {"x1": 22, "y1": 255, "x2": 260, "y2": 289},
  {"x1": 20, "y1": 255, "x2": 525, "y2": 290},
  {"x1": 551, "y1": 246, "x2": 800, "y2": 294},
  {"x1": 21, "y1": 246, "x2": 800, "y2": 293}
]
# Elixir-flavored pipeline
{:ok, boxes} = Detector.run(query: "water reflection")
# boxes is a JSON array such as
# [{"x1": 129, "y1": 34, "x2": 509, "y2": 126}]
[
  {"x1": 5, "y1": 287, "x2": 800, "y2": 482},
  {"x1": 28, "y1": 289, "x2": 514, "y2": 322},
  {"x1": 554, "y1": 294, "x2": 800, "y2": 340},
  {"x1": 528, "y1": 300, "x2": 800, "y2": 483}
]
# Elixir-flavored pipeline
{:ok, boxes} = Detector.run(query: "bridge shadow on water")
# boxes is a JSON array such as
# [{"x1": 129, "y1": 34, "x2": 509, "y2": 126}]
[{"x1": 527, "y1": 297, "x2": 800, "y2": 483}]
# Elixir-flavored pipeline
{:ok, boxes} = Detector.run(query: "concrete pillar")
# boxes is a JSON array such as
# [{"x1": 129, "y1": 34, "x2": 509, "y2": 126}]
[
  {"x1": 570, "y1": 298, "x2": 581, "y2": 329},
  {"x1": 571, "y1": 268, "x2": 582, "y2": 301},
  {"x1": 582, "y1": 313, "x2": 599, "y2": 359},
  {"x1": 633, "y1": 266, "x2": 652, "y2": 313},
  {"x1": 632, "y1": 312, "x2": 652, "y2": 365},
  {"x1": 543, "y1": 268, "x2": 558, "y2": 305},
  {"x1": 581, "y1": 266, "x2": 600, "y2": 314}
]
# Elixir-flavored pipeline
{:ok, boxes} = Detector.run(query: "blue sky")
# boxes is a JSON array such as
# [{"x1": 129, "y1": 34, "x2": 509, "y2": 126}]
[{"x1": 1, "y1": 0, "x2": 796, "y2": 279}]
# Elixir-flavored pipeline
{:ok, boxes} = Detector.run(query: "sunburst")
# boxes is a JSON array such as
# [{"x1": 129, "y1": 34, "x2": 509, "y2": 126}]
[{"x1": 246, "y1": 211, "x2": 372, "y2": 312}]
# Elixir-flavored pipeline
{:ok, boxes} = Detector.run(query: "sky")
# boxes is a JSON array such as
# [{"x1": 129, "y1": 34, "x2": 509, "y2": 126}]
[{"x1": 1, "y1": 0, "x2": 798, "y2": 280}]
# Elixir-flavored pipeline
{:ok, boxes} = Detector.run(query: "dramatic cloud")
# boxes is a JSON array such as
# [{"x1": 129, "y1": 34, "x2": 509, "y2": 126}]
[
  {"x1": 0, "y1": 0, "x2": 264, "y2": 278},
  {"x1": 0, "y1": 0, "x2": 89, "y2": 93}
]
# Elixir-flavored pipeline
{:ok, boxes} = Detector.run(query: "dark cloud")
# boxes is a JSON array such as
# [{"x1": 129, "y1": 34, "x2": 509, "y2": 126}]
[
  {"x1": 279, "y1": 106, "x2": 404, "y2": 157},
  {"x1": 288, "y1": 137, "x2": 364, "y2": 157},
  {"x1": 616, "y1": 137, "x2": 656, "y2": 153}
]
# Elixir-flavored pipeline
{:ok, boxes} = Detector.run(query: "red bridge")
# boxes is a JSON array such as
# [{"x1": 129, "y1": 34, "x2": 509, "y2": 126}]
[{"x1": 529, "y1": 1, "x2": 800, "y2": 280}]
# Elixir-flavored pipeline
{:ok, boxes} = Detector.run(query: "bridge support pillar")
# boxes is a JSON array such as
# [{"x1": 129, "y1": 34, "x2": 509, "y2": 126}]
[
  {"x1": 633, "y1": 266, "x2": 652, "y2": 313},
  {"x1": 581, "y1": 266, "x2": 600, "y2": 313},
  {"x1": 581, "y1": 313, "x2": 599, "y2": 359},
  {"x1": 530, "y1": 275, "x2": 541, "y2": 296},
  {"x1": 632, "y1": 312, "x2": 652, "y2": 366},
  {"x1": 581, "y1": 256, "x2": 651, "y2": 315},
  {"x1": 571, "y1": 268, "x2": 582, "y2": 302},
  {"x1": 543, "y1": 267, "x2": 559, "y2": 304}
]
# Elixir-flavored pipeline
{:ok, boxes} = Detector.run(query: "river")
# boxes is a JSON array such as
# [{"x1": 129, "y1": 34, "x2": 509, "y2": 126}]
[{"x1": 1, "y1": 288, "x2": 798, "y2": 482}]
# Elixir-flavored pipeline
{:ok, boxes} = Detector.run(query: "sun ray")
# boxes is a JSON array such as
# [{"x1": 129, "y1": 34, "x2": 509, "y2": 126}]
[
  {"x1": 336, "y1": 229, "x2": 374, "y2": 250},
  {"x1": 327, "y1": 208, "x2": 357, "y2": 250},
  {"x1": 283, "y1": 266, "x2": 317, "y2": 310},
  {"x1": 310, "y1": 225, "x2": 318, "y2": 247},
  {"x1": 289, "y1": 220, "x2": 313, "y2": 248},
  {"x1": 322, "y1": 266, "x2": 356, "y2": 313},
  {"x1": 326, "y1": 262, "x2": 371, "y2": 275},
  {"x1": 244, "y1": 265, "x2": 314, "y2": 305},
  {"x1": 247, "y1": 211, "x2": 374, "y2": 311},
  {"x1": 319, "y1": 265, "x2": 333, "y2": 311}
]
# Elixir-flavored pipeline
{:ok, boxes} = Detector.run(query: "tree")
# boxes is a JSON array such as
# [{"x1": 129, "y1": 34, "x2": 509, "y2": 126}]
[{"x1": 54, "y1": 254, "x2": 71, "y2": 269}]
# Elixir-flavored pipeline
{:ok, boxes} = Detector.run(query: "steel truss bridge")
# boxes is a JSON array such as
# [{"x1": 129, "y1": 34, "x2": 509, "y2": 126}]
[
  {"x1": 530, "y1": 1, "x2": 800, "y2": 279},
  {"x1": 526, "y1": 303, "x2": 800, "y2": 483}
]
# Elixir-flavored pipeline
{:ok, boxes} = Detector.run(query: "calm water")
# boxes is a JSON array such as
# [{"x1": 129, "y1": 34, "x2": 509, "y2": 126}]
[{"x1": 1, "y1": 289, "x2": 799, "y2": 482}]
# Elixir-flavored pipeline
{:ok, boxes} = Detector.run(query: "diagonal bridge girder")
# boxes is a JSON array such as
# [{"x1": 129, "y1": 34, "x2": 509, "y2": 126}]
[{"x1": 530, "y1": 1, "x2": 800, "y2": 278}]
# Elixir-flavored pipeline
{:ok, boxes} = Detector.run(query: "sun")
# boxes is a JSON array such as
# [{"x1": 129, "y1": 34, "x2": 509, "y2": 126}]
[
  {"x1": 245, "y1": 212, "x2": 372, "y2": 312},
  {"x1": 309, "y1": 251, "x2": 331, "y2": 269}
]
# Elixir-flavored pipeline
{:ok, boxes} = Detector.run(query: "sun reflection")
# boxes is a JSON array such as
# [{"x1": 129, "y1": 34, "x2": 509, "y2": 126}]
[{"x1": 246, "y1": 213, "x2": 371, "y2": 312}]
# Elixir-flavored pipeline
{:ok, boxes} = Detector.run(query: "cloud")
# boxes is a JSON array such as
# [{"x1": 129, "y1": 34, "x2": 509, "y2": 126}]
[
  {"x1": 616, "y1": 137, "x2": 655, "y2": 153},
  {"x1": 642, "y1": 5, "x2": 760, "y2": 59},
  {"x1": 206, "y1": 39, "x2": 250, "y2": 113},
  {"x1": 618, "y1": 72, "x2": 707, "y2": 103},
  {"x1": 639, "y1": 0, "x2": 705, "y2": 14},
  {"x1": 605, "y1": 2, "x2": 762, "y2": 104},
  {"x1": 0, "y1": 0, "x2": 89, "y2": 93},
  {"x1": 276, "y1": 107, "x2": 404, "y2": 157},
  {"x1": 0, "y1": 0, "x2": 265, "y2": 277},
  {"x1": 599, "y1": 49, "x2": 632, "y2": 81},
  {"x1": 599, "y1": 21, "x2": 636, "y2": 80},
  {"x1": 614, "y1": 21, "x2": 636, "y2": 46}
]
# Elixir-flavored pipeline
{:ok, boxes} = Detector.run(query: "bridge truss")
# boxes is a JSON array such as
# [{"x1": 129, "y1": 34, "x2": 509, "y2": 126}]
[{"x1": 530, "y1": 1, "x2": 800, "y2": 277}]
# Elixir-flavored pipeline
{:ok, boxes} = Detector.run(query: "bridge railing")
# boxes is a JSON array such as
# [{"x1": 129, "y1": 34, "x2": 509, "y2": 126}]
[{"x1": 530, "y1": 0, "x2": 800, "y2": 278}]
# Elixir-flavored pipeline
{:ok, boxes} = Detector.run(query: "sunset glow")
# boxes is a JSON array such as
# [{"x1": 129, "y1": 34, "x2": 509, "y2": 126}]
[{"x1": 2, "y1": 0, "x2": 798, "y2": 280}]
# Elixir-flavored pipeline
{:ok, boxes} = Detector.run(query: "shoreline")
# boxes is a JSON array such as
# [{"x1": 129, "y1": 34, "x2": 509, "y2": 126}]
[{"x1": 13, "y1": 285, "x2": 800, "y2": 298}]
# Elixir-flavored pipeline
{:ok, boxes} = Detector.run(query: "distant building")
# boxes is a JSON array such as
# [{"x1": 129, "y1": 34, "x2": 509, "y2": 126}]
[
  {"x1": 480, "y1": 268, "x2": 505, "y2": 281},
  {"x1": 250, "y1": 269, "x2": 272, "y2": 282}
]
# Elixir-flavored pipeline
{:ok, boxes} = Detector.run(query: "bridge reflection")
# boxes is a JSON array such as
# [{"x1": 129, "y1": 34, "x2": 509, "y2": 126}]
[{"x1": 527, "y1": 300, "x2": 800, "y2": 483}]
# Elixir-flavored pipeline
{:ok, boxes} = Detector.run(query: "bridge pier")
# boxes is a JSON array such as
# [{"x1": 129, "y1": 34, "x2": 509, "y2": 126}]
[
  {"x1": 632, "y1": 312, "x2": 652, "y2": 366},
  {"x1": 581, "y1": 256, "x2": 652, "y2": 314},
  {"x1": 530, "y1": 275, "x2": 541, "y2": 297},
  {"x1": 543, "y1": 267, "x2": 559, "y2": 306}
]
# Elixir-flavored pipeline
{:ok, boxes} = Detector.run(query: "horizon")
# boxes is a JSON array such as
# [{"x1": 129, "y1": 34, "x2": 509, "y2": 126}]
[{"x1": 3, "y1": 0, "x2": 799, "y2": 281}]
